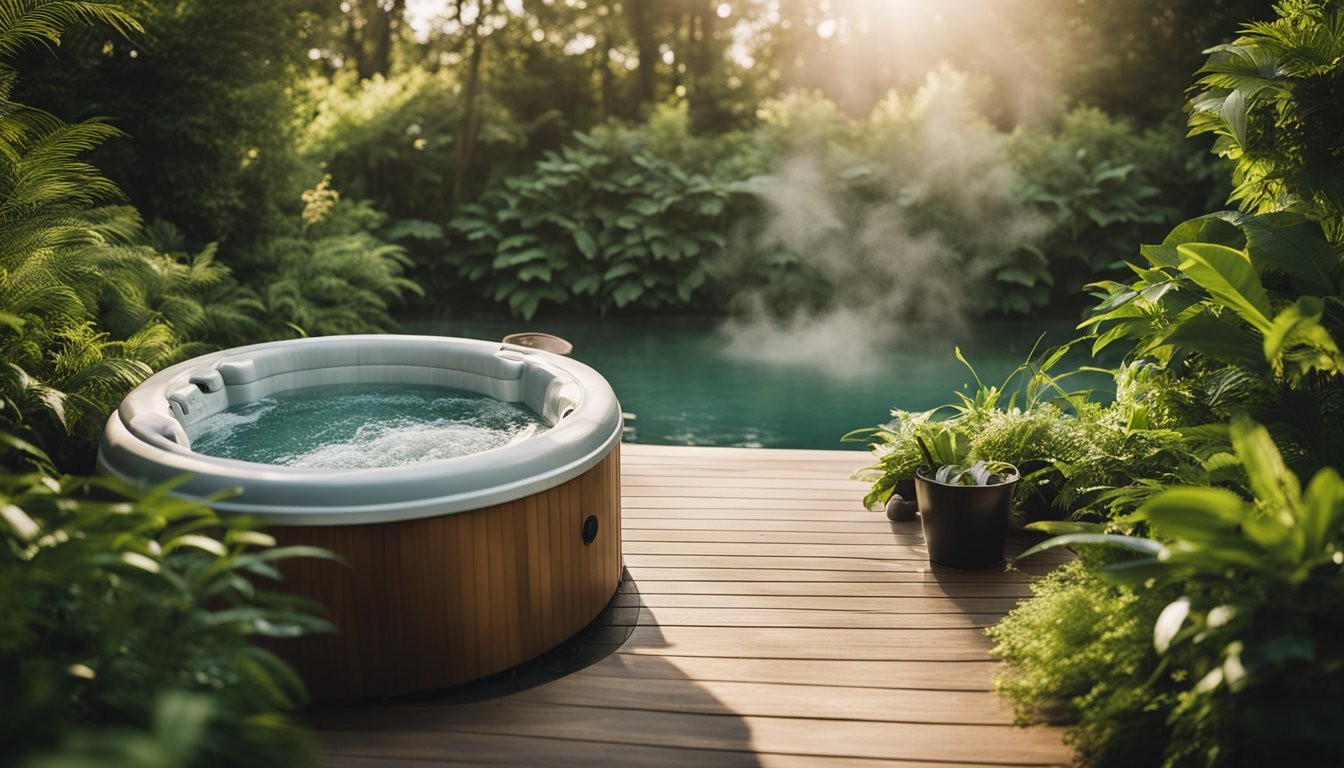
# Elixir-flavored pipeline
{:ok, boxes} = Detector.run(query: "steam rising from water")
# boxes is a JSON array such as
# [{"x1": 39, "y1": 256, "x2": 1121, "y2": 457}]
[
  {"x1": 187, "y1": 384, "x2": 547, "y2": 469},
  {"x1": 721, "y1": 69, "x2": 1052, "y2": 374}
]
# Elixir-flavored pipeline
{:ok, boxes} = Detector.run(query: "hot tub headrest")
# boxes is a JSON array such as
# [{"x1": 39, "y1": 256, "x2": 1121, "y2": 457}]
[
  {"x1": 216, "y1": 338, "x2": 528, "y2": 386},
  {"x1": 128, "y1": 412, "x2": 190, "y2": 449}
]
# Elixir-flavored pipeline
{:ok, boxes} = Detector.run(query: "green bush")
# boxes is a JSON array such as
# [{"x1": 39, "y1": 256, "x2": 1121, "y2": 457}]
[
  {"x1": 302, "y1": 67, "x2": 525, "y2": 226},
  {"x1": 988, "y1": 561, "x2": 1177, "y2": 768},
  {"x1": 0, "y1": 2, "x2": 262, "y2": 470},
  {"x1": 1188, "y1": 0, "x2": 1344, "y2": 237},
  {"x1": 261, "y1": 181, "x2": 422, "y2": 336},
  {"x1": 14, "y1": 0, "x2": 320, "y2": 262},
  {"x1": 849, "y1": 346, "x2": 1197, "y2": 521},
  {"x1": 1013, "y1": 420, "x2": 1344, "y2": 766},
  {"x1": 1, "y1": 7, "x2": 338, "y2": 765},
  {"x1": 445, "y1": 132, "x2": 734, "y2": 319},
  {"x1": 1010, "y1": 108, "x2": 1183, "y2": 300},
  {"x1": 1, "y1": 440, "x2": 335, "y2": 768},
  {"x1": 1084, "y1": 209, "x2": 1344, "y2": 474}
]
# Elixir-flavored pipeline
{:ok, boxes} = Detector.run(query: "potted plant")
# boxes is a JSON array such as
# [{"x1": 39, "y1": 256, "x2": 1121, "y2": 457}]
[
  {"x1": 847, "y1": 413, "x2": 973, "y2": 523},
  {"x1": 914, "y1": 438, "x2": 1019, "y2": 569}
]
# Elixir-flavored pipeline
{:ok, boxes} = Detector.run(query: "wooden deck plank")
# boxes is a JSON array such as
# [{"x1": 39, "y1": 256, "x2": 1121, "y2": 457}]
[
  {"x1": 620, "y1": 606, "x2": 1006, "y2": 629},
  {"x1": 618, "y1": 578, "x2": 1036, "y2": 597},
  {"x1": 622, "y1": 567, "x2": 1041, "y2": 585},
  {"x1": 585, "y1": 654, "x2": 1000, "y2": 692},
  {"x1": 310, "y1": 701, "x2": 1068, "y2": 765},
  {"x1": 318, "y1": 732, "x2": 1039, "y2": 768},
  {"x1": 613, "y1": 592, "x2": 1025, "y2": 613},
  {"x1": 301, "y1": 443, "x2": 1067, "y2": 767},
  {"x1": 610, "y1": 625, "x2": 996, "y2": 661},
  {"x1": 519, "y1": 674, "x2": 1021, "y2": 725}
]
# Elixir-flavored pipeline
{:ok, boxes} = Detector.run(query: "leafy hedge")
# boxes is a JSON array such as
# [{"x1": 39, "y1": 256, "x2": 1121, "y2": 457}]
[
  {"x1": 2, "y1": 443, "x2": 337, "y2": 768},
  {"x1": 446, "y1": 133, "x2": 733, "y2": 319}
]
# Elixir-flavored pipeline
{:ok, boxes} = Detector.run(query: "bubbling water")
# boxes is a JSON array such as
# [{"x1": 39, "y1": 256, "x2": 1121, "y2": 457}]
[{"x1": 186, "y1": 384, "x2": 549, "y2": 469}]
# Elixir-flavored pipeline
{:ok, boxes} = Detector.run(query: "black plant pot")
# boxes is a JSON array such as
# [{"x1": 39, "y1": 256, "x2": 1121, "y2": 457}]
[
  {"x1": 885, "y1": 479, "x2": 918, "y2": 522},
  {"x1": 914, "y1": 466, "x2": 1019, "y2": 570}
]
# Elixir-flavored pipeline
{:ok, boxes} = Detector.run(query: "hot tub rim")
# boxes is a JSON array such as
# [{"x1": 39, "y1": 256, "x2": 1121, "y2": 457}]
[{"x1": 97, "y1": 334, "x2": 623, "y2": 525}]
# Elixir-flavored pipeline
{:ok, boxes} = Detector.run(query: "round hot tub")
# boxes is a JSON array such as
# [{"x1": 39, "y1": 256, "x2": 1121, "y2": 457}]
[{"x1": 97, "y1": 335, "x2": 623, "y2": 699}]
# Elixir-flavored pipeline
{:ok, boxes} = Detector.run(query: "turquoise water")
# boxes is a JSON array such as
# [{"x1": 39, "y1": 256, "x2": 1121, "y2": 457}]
[
  {"x1": 187, "y1": 384, "x2": 548, "y2": 469},
  {"x1": 407, "y1": 318, "x2": 1108, "y2": 451}
]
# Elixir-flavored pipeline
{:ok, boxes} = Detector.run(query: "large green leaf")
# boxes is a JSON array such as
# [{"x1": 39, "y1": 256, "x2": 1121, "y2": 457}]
[
  {"x1": 1140, "y1": 213, "x2": 1246, "y2": 268},
  {"x1": 1242, "y1": 214, "x2": 1340, "y2": 297},
  {"x1": 1299, "y1": 467, "x2": 1344, "y2": 562},
  {"x1": 1263, "y1": 296, "x2": 1344, "y2": 379},
  {"x1": 1015, "y1": 533, "x2": 1163, "y2": 561},
  {"x1": 1162, "y1": 313, "x2": 1266, "y2": 369},
  {"x1": 1229, "y1": 417, "x2": 1299, "y2": 518},
  {"x1": 1133, "y1": 486, "x2": 1246, "y2": 542},
  {"x1": 1177, "y1": 243, "x2": 1273, "y2": 332}
]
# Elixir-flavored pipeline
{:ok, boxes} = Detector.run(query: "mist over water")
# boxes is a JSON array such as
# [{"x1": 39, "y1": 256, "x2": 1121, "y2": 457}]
[
  {"x1": 187, "y1": 384, "x2": 547, "y2": 469},
  {"x1": 721, "y1": 70, "x2": 1053, "y2": 374}
]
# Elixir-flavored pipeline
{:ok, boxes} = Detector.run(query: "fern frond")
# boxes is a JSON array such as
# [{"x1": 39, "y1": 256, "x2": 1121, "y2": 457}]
[{"x1": 0, "y1": 1, "x2": 143, "y2": 61}]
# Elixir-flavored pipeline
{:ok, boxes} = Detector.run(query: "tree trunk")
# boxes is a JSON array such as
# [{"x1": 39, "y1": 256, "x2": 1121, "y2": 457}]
[
  {"x1": 452, "y1": 20, "x2": 488, "y2": 206},
  {"x1": 626, "y1": 0, "x2": 658, "y2": 110},
  {"x1": 367, "y1": 0, "x2": 405, "y2": 79}
]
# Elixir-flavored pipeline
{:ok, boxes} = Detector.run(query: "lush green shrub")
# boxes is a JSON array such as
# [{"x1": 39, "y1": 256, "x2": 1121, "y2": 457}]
[
  {"x1": 1084, "y1": 209, "x2": 1344, "y2": 474},
  {"x1": 850, "y1": 346, "x2": 1197, "y2": 521},
  {"x1": 1, "y1": 8, "x2": 337, "y2": 766},
  {"x1": 1188, "y1": 0, "x2": 1344, "y2": 238},
  {"x1": 261, "y1": 181, "x2": 422, "y2": 336},
  {"x1": 14, "y1": 0, "x2": 320, "y2": 262},
  {"x1": 1009, "y1": 108, "x2": 1184, "y2": 302},
  {"x1": 716, "y1": 84, "x2": 1199, "y2": 320},
  {"x1": 0, "y1": 2, "x2": 261, "y2": 470},
  {"x1": 1, "y1": 439, "x2": 334, "y2": 768},
  {"x1": 988, "y1": 561, "x2": 1177, "y2": 767},
  {"x1": 302, "y1": 67, "x2": 525, "y2": 226},
  {"x1": 445, "y1": 132, "x2": 734, "y2": 319},
  {"x1": 720, "y1": 77, "x2": 1061, "y2": 318},
  {"x1": 1013, "y1": 420, "x2": 1344, "y2": 766}
]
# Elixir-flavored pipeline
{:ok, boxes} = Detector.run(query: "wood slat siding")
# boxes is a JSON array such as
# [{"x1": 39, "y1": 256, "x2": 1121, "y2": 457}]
[
  {"x1": 268, "y1": 447, "x2": 622, "y2": 700},
  {"x1": 300, "y1": 444, "x2": 1069, "y2": 767}
]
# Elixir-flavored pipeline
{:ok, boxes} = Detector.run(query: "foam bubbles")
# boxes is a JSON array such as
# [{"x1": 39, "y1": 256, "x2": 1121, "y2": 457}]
[{"x1": 186, "y1": 384, "x2": 549, "y2": 469}]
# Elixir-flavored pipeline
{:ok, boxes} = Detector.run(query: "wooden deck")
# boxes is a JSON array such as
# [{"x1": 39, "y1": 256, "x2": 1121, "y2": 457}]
[{"x1": 301, "y1": 444, "x2": 1071, "y2": 767}]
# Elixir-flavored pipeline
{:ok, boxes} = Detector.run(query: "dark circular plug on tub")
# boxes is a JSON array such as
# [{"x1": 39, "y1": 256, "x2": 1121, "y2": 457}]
[{"x1": 581, "y1": 515, "x2": 599, "y2": 545}]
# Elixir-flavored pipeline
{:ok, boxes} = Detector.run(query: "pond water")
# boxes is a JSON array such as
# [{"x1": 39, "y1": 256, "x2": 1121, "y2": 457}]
[
  {"x1": 187, "y1": 384, "x2": 547, "y2": 469},
  {"x1": 408, "y1": 318, "x2": 1108, "y2": 451}
]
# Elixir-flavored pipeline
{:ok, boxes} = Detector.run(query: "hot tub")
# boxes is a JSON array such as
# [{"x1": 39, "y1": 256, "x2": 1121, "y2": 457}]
[{"x1": 97, "y1": 334, "x2": 623, "y2": 699}]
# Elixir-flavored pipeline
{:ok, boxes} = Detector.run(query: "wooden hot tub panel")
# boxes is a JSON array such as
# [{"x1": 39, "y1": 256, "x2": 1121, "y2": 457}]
[{"x1": 269, "y1": 446, "x2": 622, "y2": 700}]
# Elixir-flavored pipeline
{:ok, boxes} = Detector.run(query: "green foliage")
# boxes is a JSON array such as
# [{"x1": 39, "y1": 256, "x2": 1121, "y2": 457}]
[
  {"x1": 851, "y1": 341, "x2": 1194, "y2": 518},
  {"x1": 14, "y1": 0, "x2": 321, "y2": 261},
  {"x1": 1010, "y1": 108, "x2": 1184, "y2": 298},
  {"x1": 445, "y1": 131, "x2": 732, "y2": 319},
  {"x1": 263, "y1": 194, "x2": 422, "y2": 337},
  {"x1": 0, "y1": 7, "x2": 336, "y2": 765},
  {"x1": 1017, "y1": 419, "x2": 1344, "y2": 765},
  {"x1": 1, "y1": 439, "x2": 335, "y2": 767},
  {"x1": 1083, "y1": 210, "x2": 1344, "y2": 473},
  {"x1": 1188, "y1": 0, "x2": 1344, "y2": 237},
  {"x1": 302, "y1": 66, "x2": 525, "y2": 225},
  {"x1": 848, "y1": 410, "x2": 970, "y2": 508},
  {"x1": 988, "y1": 561, "x2": 1177, "y2": 767},
  {"x1": 928, "y1": 459, "x2": 1016, "y2": 487},
  {"x1": 0, "y1": 1, "x2": 263, "y2": 470}
]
